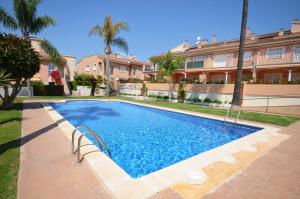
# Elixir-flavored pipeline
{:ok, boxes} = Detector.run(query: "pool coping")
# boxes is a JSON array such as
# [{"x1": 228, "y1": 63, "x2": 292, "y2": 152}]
[{"x1": 41, "y1": 99, "x2": 289, "y2": 199}]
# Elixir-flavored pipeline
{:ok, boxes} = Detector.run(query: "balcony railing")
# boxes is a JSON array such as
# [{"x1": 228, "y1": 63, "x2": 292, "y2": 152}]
[
  {"x1": 187, "y1": 61, "x2": 204, "y2": 69},
  {"x1": 257, "y1": 53, "x2": 300, "y2": 66},
  {"x1": 144, "y1": 53, "x2": 300, "y2": 73}
]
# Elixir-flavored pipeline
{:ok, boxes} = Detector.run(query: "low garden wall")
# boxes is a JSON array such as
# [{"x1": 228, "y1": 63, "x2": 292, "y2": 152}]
[
  {"x1": 120, "y1": 82, "x2": 300, "y2": 107},
  {"x1": 120, "y1": 83, "x2": 143, "y2": 96},
  {"x1": 0, "y1": 86, "x2": 32, "y2": 97},
  {"x1": 145, "y1": 83, "x2": 234, "y2": 102}
]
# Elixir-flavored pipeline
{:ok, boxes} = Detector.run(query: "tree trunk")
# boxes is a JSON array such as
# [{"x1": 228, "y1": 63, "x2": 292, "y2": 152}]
[
  {"x1": 1, "y1": 79, "x2": 22, "y2": 108},
  {"x1": 232, "y1": 0, "x2": 248, "y2": 106},
  {"x1": 105, "y1": 54, "x2": 110, "y2": 96},
  {"x1": 168, "y1": 78, "x2": 172, "y2": 102}
]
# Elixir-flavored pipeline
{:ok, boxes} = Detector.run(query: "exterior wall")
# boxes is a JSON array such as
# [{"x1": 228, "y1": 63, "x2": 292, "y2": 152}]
[
  {"x1": 77, "y1": 55, "x2": 103, "y2": 77},
  {"x1": 32, "y1": 61, "x2": 50, "y2": 85},
  {"x1": 77, "y1": 55, "x2": 145, "y2": 80}
]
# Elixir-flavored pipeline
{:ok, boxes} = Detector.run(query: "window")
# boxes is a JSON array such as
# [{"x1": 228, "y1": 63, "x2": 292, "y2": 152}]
[
  {"x1": 294, "y1": 46, "x2": 300, "y2": 62},
  {"x1": 120, "y1": 65, "x2": 127, "y2": 72},
  {"x1": 48, "y1": 64, "x2": 55, "y2": 77},
  {"x1": 84, "y1": 65, "x2": 90, "y2": 71},
  {"x1": 186, "y1": 56, "x2": 205, "y2": 68},
  {"x1": 264, "y1": 73, "x2": 281, "y2": 83},
  {"x1": 92, "y1": 63, "x2": 97, "y2": 71},
  {"x1": 267, "y1": 48, "x2": 284, "y2": 59},
  {"x1": 131, "y1": 66, "x2": 136, "y2": 77},
  {"x1": 213, "y1": 54, "x2": 232, "y2": 67},
  {"x1": 244, "y1": 51, "x2": 252, "y2": 61},
  {"x1": 99, "y1": 63, "x2": 103, "y2": 75}
]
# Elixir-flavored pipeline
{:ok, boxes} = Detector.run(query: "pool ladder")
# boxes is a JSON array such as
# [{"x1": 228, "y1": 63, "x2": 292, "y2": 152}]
[
  {"x1": 224, "y1": 105, "x2": 242, "y2": 125},
  {"x1": 72, "y1": 125, "x2": 112, "y2": 163}
]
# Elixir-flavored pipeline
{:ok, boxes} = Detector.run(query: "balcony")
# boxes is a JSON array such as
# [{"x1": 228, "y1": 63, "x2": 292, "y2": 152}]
[
  {"x1": 257, "y1": 53, "x2": 300, "y2": 66},
  {"x1": 187, "y1": 61, "x2": 204, "y2": 69}
]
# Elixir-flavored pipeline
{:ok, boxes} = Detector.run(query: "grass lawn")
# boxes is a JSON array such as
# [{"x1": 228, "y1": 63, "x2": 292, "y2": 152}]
[
  {"x1": 25, "y1": 96, "x2": 298, "y2": 126},
  {"x1": 0, "y1": 100, "x2": 22, "y2": 199}
]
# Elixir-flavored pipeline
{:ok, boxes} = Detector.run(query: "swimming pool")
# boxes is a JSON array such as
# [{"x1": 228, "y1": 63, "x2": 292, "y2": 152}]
[{"x1": 50, "y1": 100, "x2": 261, "y2": 178}]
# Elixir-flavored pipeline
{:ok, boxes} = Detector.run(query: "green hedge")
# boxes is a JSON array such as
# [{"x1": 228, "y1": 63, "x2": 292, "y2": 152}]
[
  {"x1": 32, "y1": 81, "x2": 46, "y2": 96},
  {"x1": 32, "y1": 81, "x2": 64, "y2": 96}
]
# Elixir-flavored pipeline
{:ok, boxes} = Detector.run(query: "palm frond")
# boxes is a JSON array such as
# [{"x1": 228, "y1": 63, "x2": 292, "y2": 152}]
[
  {"x1": 111, "y1": 37, "x2": 129, "y2": 54},
  {"x1": 89, "y1": 24, "x2": 102, "y2": 36},
  {"x1": 27, "y1": 0, "x2": 41, "y2": 17},
  {"x1": 31, "y1": 15, "x2": 56, "y2": 34},
  {"x1": 13, "y1": 0, "x2": 30, "y2": 33},
  {"x1": 114, "y1": 21, "x2": 129, "y2": 34},
  {"x1": 0, "y1": 7, "x2": 18, "y2": 29},
  {"x1": 40, "y1": 39, "x2": 64, "y2": 68}
]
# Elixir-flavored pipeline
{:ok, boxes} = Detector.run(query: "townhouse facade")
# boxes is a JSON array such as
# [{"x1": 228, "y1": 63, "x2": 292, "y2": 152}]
[
  {"x1": 77, "y1": 54, "x2": 150, "y2": 81},
  {"x1": 144, "y1": 20, "x2": 300, "y2": 84},
  {"x1": 30, "y1": 37, "x2": 76, "y2": 95}
]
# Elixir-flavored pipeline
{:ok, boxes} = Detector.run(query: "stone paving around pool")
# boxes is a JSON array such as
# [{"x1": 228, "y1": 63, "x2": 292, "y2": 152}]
[{"x1": 19, "y1": 99, "x2": 298, "y2": 199}]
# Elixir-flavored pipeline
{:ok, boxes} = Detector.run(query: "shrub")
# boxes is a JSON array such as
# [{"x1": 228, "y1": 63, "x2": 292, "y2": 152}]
[
  {"x1": 193, "y1": 98, "x2": 200, "y2": 103},
  {"x1": 70, "y1": 81, "x2": 77, "y2": 91},
  {"x1": 32, "y1": 81, "x2": 46, "y2": 96},
  {"x1": 119, "y1": 78, "x2": 143, "y2": 83},
  {"x1": 203, "y1": 98, "x2": 212, "y2": 103},
  {"x1": 74, "y1": 74, "x2": 94, "y2": 86},
  {"x1": 213, "y1": 99, "x2": 222, "y2": 104}
]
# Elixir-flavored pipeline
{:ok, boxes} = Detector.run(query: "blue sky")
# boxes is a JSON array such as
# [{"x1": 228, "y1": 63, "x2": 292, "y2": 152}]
[{"x1": 1, "y1": 0, "x2": 300, "y2": 62}]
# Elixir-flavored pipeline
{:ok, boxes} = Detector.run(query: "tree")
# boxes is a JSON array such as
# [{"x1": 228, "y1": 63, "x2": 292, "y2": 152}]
[
  {"x1": 89, "y1": 16, "x2": 129, "y2": 93},
  {"x1": 0, "y1": 0, "x2": 64, "y2": 96},
  {"x1": 150, "y1": 51, "x2": 184, "y2": 101},
  {"x1": 232, "y1": 0, "x2": 249, "y2": 106},
  {"x1": 0, "y1": 34, "x2": 40, "y2": 108},
  {"x1": 0, "y1": 69, "x2": 12, "y2": 84}
]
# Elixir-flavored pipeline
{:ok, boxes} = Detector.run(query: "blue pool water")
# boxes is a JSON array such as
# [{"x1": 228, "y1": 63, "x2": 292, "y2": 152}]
[{"x1": 50, "y1": 100, "x2": 261, "y2": 178}]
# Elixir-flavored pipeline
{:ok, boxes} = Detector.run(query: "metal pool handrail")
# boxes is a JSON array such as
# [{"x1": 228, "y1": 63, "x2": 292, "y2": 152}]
[
  {"x1": 72, "y1": 125, "x2": 112, "y2": 163},
  {"x1": 224, "y1": 105, "x2": 242, "y2": 125}
]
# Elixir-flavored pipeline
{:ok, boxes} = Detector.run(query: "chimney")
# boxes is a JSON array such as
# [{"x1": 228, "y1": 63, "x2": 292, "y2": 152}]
[
  {"x1": 291, "y1": 19, "x2": 300, "y2": 33},
  {"x1": 211, "y1": 35, "x2": 217, "y2": 44},
  {"x1": 278, "y1": 28, "x2": 285, "y2": 36},
  {"x1": 246, "y1": 27, "x2": 252, "y2": 37},
  {"x1": 199, "y1": 39, "x2": 208, "y2": 46}
]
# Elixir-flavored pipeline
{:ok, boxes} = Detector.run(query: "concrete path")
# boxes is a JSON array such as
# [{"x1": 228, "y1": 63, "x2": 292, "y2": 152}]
[{"x1": 18, "y1": 102, "x2": 113, "y2": 199}]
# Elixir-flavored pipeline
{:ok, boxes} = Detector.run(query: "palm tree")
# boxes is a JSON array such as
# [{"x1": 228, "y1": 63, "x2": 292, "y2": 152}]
[
  {"x1": 232, "y1": 0, "x2": 249, "y2": 106},
  {"x1": 150, "y1": 51, "x2": 184, "y2": 101},
  {"x1": 0, "y1": 0, "x2": 64, "y2": 96},
  {"x1": 89, "y1": 16, "x2": 129, "y2": 92}
]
